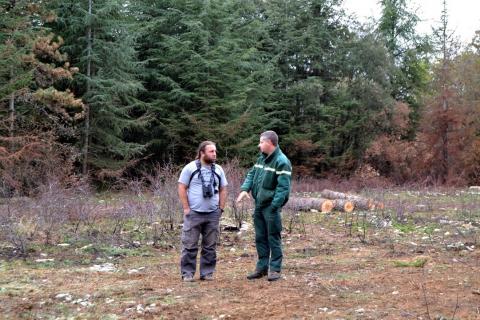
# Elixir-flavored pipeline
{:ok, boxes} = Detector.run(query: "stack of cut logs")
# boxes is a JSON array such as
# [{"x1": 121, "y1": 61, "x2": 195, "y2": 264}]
[{"x1": 286, "y1": 189, "x2": 384, "y2": 213}]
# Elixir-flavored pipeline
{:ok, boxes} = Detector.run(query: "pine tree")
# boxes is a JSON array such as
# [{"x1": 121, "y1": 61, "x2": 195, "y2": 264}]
[
  {"x1": 134, "y1": 0, "x2": 273, "y2": 163},
  {"x1": 451, "y1": 37, "x2": 480, "y2": 183},
  {"x1": 0, "y1": 1, "x2": 85, "y2": 195},
  {"x1": 378, "y1": 0, "x2": 431, "y2": 135},
  {"x1": 418, "y1": 0, "x2": 461, "y2": 183},
  {"x1": 50, "y1": 0, "x2": 147, "y2": 176},
  {"x1": 0, "y1": 0, "x2": 39, "y2": 137},
  {"x1": 260, "y1": 0, "x2": 394, "y2": 174}
]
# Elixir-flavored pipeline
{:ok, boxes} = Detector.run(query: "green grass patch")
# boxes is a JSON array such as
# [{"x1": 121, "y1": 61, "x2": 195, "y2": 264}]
[
  {"x1": 392, "y1": 221, "x2": 416, "y2": 233},
  {"x1": 160, "y1": 295, "x2": 176, "y2": 306},
  {"x1": 393, "y1": 257, "x2": 428, "y2": 268},
  {"x1": 19, "y1": 311, "x2": 38, "y2": 319},
  {"x1": 423, "y1": 224, "x2": 439, "y2": 235},
  {"x1": 0, "y1": 285, "x2": 27, "y2": 297}
]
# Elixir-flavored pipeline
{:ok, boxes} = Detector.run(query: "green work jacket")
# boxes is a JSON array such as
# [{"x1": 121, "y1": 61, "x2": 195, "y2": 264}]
[{"x1": 240, "y1": 147, "x2": 292, "y2": 208}]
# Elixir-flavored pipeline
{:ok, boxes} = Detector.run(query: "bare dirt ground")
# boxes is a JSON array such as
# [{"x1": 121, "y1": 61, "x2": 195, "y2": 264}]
[
  {"x1": 1, "y1": 189, "x2": 480, "y2": 319},
  {"x1": 1, "y1": 223, "x2": 479, "y2": 319}
]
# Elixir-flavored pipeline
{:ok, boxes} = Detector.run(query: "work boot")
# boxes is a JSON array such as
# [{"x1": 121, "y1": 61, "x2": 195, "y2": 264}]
[
  {"x1": 267, "y1": 271, "x2": 281, "y2": 282},
  {"x1": 246, "y1": 269, "x2": 268, "y2": 280}
]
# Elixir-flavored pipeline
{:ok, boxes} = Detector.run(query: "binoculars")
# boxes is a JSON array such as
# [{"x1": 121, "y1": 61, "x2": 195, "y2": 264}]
[{"x1": 202, "y1": 183, "x2": 218, "y2": 198}]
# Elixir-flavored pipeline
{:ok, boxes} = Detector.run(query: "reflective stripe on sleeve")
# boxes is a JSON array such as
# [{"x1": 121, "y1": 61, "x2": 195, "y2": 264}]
[{"x1": 276, "y1": 170, "x2": 292, "y2": 175}]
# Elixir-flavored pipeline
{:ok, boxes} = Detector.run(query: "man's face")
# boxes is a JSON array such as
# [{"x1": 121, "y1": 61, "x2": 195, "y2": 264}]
[
  {"x1": 201, "y1": 144, "x2": 217, "y2": 164},
  {"x1": 258, "y1": 137, "x2": 274, "y2": 154}
]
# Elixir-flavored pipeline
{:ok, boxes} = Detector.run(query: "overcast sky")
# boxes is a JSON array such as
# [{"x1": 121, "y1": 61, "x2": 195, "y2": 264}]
[{"x1": 341, "y1": 0, "x2": 480, "y2": 44}]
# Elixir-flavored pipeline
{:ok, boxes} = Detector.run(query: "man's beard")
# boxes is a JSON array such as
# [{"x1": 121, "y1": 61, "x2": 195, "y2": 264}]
[{"x1": 203, "y1": 156, "x2": 215, "y2": 164}]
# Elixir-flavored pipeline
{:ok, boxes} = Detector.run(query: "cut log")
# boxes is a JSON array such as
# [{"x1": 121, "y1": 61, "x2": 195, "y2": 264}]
[
  {"x1": 287, "y1": 197, "x2": 334, "y2": 213},
  {"x1": 320, "y1": 189, "x2": 350, "y2": 200},
  {"x1": 351, "y1": 199, "x2": 372, "y2": 210},
  {"x1": 320, "y1": 199, "x2": 335, "y2": 213},
  {"x1": 320, "y1": 189, "x2": 373, "y2": 210},
  {"x1": 370, "y1": 201, "x2": 385, "y2": 210},
  {"x1": 333, "y1": 198, "x2": 355, "y2": 212}
]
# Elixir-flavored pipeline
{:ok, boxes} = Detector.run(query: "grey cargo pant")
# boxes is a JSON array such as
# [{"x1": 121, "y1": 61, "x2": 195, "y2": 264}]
[{"x1": 180, "y1": 209, "x2": 221, "y2": 278}]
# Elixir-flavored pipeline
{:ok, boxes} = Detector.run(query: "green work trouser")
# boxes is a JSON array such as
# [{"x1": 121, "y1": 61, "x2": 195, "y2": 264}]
[{"x1": 253, "y1": 204, "x2": 283, "y2": 272}]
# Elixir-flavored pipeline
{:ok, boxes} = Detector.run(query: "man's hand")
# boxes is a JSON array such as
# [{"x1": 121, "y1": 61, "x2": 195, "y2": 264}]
[
  {"x1": 236, "y1": 191, "x2": 251, "y2": 203},
  {"x1": 178, "y1": 183, "x2": 190, "y2": 216}
]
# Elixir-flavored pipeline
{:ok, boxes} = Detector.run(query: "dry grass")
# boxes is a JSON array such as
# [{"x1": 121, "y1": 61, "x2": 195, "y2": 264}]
[{"x1": 1, "y1": 186, "x2": 479, "y2": 319}]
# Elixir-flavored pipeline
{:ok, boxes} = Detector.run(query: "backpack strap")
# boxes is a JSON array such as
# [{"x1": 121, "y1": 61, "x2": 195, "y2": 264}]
[
  {"x1": 187, "y1": 160, "x2": 202, "y2": 187},
  {"x1": 187, "y1": 160, "x2": 222, "y2": 188},
  {"x1": 212, "y1": 163, "x2": 222, "y2": 188}
]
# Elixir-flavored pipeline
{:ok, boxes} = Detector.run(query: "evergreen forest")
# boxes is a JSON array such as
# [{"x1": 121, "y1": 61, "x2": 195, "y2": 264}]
[{"x1": 2, "y1": 0, "x2": 480, "y2": 194}]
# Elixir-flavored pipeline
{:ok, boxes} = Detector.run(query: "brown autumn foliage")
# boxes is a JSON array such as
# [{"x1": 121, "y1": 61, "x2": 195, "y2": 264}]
[
  {"x1": 365, "y1": 103, "x2": 473, "y2": 186},
  {"x1": 417, "y1": 48, "x2": 480, "y2": 185},
  {"x1": 1, "y1": 34, "x2": 84, "y2": 196},
  {"x1": 462, "y1": 138, "x2": 480, "y2": 183},
  {"x1": 365, "y1": 49, "x2": 480, "y2": 186},
  {"x1": 284, "y1": 138, "x2": 324, "y2": 176},
  {"x1": 364, "y1": 102, "x2": 419, "y2": 184},
  {"x1": 33, "y1": 88, "x2": 84, "y2": 122},
  {"x1": 0, "y1": 134, "x2": 76, "y2": 196},
  {"x1": 449, "y1": 48, "x2": 480, "y2": 184},
  {"x1": 30, "y1": 34, "x2": 85, "y2": 121}
]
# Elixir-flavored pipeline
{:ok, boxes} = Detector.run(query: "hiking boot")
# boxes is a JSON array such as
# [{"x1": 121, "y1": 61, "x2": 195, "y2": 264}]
[
  {"x1": 246, "y1": 269, "x2": 268, "y2": 280},
  {"x1": 200, "y1": 274, "x2": 214, "y2": 281},
  {"x1": 182, "y1": 275, "x2": 194, "y2": 282},
  {"x1": 267, "y1": 271, "x2": 281, "y2": 282}
]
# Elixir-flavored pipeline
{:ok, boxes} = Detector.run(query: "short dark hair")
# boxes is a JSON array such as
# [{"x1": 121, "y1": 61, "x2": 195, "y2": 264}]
[
  {"x1": 260, "y1": 130, "x2": 278, "y2": 146},
  {"x1": 196, "y1": 141, "x2": 216, "y2": 159}
]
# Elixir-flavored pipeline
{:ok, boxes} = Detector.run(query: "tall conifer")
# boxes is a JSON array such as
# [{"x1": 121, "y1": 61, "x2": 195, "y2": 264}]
[{"x1": 50, "y1": 0, "x2": 146, "y2": 175}]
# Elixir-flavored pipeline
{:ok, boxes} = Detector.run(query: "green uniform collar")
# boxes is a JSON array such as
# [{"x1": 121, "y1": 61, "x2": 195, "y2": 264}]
[{"x1": 262, "y1": 146, "x2": 280, "y2": 164}]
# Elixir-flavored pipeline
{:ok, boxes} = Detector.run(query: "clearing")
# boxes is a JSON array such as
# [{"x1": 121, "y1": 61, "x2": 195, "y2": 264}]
[{"x1": 1, "y1": 189, "x2": 479, "y2": 319}]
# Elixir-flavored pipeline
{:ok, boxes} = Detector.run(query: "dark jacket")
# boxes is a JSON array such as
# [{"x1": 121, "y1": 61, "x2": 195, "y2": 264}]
[{"x1": 240, "y1": 147, "x2": 292, "y2": 208}]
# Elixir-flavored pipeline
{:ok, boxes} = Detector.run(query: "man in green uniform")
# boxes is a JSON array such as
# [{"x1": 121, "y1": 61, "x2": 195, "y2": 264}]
[{"x1": 236, "y1": 131, "x2": 292, "y2": 281}]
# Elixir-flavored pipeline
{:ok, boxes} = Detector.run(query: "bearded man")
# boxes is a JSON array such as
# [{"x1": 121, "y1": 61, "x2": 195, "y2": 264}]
[{"x1": 178, "y1": 141, "x2": 228, "y2": 282}]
